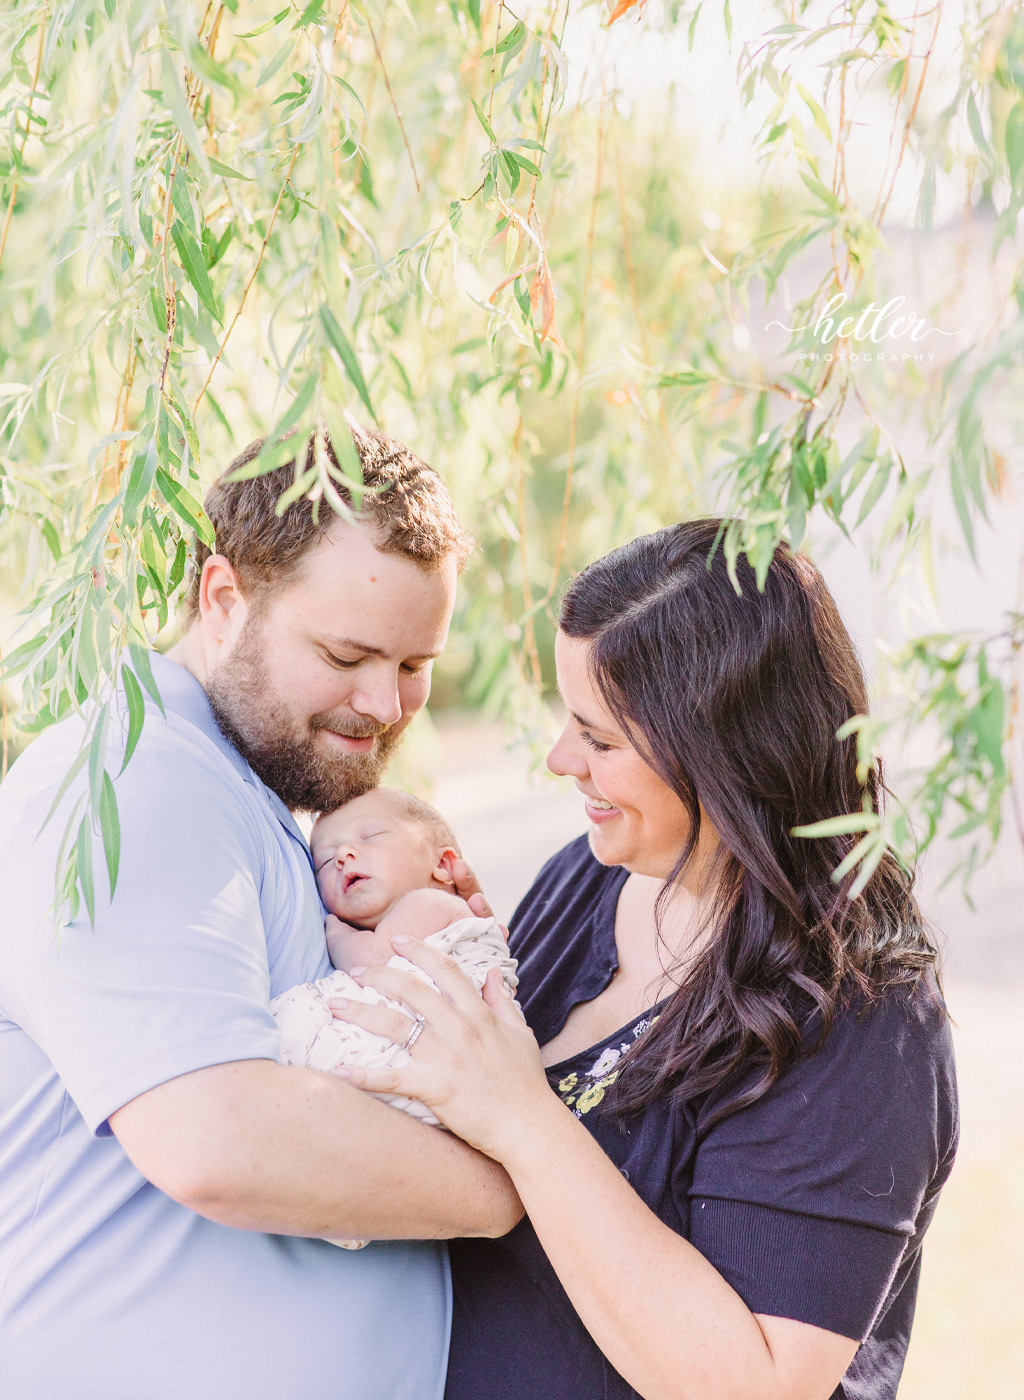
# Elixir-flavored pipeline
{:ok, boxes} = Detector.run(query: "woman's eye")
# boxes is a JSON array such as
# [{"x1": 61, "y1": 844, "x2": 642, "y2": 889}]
[{"x1": 581, "y1": 730, "x2": 612, "y2": 753}]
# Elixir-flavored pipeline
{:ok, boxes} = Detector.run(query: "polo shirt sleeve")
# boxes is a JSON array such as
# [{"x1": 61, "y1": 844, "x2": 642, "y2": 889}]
[
  {"x1": 5, "y1": 735, "x2": 281, "y2": 1137},
  {"x1": 683, "y1": 982, "x2": 958, "y2": 1340}
]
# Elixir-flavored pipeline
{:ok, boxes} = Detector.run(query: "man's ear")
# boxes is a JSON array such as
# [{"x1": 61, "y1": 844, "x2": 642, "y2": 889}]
[
  {"x1": 430, "y1": 848, "x2": 459, "y2": 887},
  {"x1": 198, "y1": 554, "x2": 248, "y2": 645}
]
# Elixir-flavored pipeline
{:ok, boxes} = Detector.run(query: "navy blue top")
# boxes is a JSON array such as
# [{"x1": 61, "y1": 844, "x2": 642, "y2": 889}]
[{"x1": 446, "y1": 836, "x2": 958, "y2": 1400}]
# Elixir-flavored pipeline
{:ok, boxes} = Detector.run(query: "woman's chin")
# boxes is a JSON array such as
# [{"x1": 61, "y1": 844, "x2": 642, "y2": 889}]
[{"x1": 586, "y1": 827, "x2": 623, "y2": 867}]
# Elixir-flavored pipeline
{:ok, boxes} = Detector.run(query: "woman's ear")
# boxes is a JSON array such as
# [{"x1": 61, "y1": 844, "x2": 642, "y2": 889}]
[{"x1": 430, "y1": 848, "x2": 459, "y2": 887}]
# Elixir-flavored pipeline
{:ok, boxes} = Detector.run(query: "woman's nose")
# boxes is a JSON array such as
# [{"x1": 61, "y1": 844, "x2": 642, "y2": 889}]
[{"x1": 547, "y1": 727, "x2": 587, "y2": 779}]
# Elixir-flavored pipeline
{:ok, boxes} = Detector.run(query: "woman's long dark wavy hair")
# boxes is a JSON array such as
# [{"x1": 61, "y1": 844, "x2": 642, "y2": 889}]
[{"x1": 560, "y1": 519, "x2": 938, "y2": 1124}]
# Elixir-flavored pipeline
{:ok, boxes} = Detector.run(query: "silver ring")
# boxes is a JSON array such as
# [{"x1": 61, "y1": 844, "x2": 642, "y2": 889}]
[{"x1": 402, "y1": 1013, "x2": 426, "y2": 1052}]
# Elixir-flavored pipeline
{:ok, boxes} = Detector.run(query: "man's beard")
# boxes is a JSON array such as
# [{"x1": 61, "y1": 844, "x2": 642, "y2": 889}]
[{"x1": 205, "y1": 616, "x2": 403, "y2": 813}]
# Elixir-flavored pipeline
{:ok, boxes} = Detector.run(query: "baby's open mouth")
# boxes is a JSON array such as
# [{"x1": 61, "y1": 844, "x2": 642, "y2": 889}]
[{"x1": 342, "y1": 872, "x2": 368, "y2": 895}]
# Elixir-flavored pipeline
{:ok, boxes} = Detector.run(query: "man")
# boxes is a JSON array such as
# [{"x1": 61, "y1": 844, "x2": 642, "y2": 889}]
[{"x1": 0, "y1": 428, "x2": 521, "y2": 1400}]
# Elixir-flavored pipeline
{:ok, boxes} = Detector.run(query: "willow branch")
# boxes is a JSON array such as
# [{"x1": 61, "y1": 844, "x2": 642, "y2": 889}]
[
  {"x1": 544, "y1": 86, "x2": 606, "y2": 604},
  {"x1": 514, "y1": 415, "x2": 543, "y2": 687},
  {"x1": 192, "y1": 144, "x2": 301, "y2": 416},
  {"x1": 364, "y1": 11, "x2": 420, "y2": 192},
  {"x1": 0, "y1": 11, "x2": 49, "y2": 271},
  {"x1": 874, "y1": 7, "x2": 942, "y2": 226}
]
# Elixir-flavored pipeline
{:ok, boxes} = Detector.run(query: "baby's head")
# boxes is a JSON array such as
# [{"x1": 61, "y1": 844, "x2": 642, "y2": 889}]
[{"x1": 311, "y1": 787, "x2": 461, "y2": 929}]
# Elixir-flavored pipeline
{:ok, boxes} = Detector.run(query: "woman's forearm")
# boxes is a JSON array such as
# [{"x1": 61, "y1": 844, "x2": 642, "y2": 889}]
[{"x1": 504, "y1": 1095, "x2": 853, "y2": 1400}]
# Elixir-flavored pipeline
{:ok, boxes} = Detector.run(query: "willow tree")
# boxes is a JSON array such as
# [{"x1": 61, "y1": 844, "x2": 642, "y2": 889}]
[{"x1": 0, "y1": 0, "x2": 1021, "y2": 913}]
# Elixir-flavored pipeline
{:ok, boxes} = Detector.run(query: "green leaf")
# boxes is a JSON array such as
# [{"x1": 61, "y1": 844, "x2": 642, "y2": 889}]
[
  {"x1": 966, "y1": 91, "x2": 993, "y2": 164},
  {"x1": 319, "y1": 305, "x2": 377, "y2": 422},
  {"x1": 99, "y1": 770, "x2": 121, "y2": 898},
  {"x1": 796, "y1": 84, "x2": 831, "y2": 142},
  {"x1": 1005, "y1": 99, "x2": 1024, "y2": 195},
  {"x1": 39, "y1": 747, "x2": 90, "y2": 833},
  {"x1": 296, "y1": 0, "x2": 326, "y2": 26},
  {"x1": 160, "y1": 52, "x2": 209, "y2": 173},
  {"x1": 856, "y1": 456, "x2": 891, "y2": 526},
  {"x1": 120, "y1": 665, "x2": 146, "y2": 773},
  {"x1": 791, "y1": 811, "x2": 879, "y2": 838},
  {"x1": 171, "y1": 224, "x2": 222, "y2": 323},
  {"x1": 257, "y1": 38, "x2": 296, "y2": 89},
  {"x1": 40, "y1": 518, "x2": 61, "y2": 560},
  {"x1": 270, "y1": 368, "x2": 321, "y2": 445},
  {"x1": 466, "y1": 0, "x2": 481, "y2": 31},
  {"x1": 207, "y1": 156, "x2": 252, "y2": 180},
  {"x1": 830, "y1": 831, "x2": 878, "y2": 883},
  {"x1": 798, "y1": 170, "x2": 842, "y2": 213},
  {"x1": 495, "y1": 19, "x2": 526, "y2": 53},
  {"x1": 274, "y1": 464, "x2": 319, "y2": 516},
  {"x1": 88, "y1": 707, "x2": 109, "y2": 811},
  {"x1": 124, "y1": 438, "x2": 158, "y2": 520},
  {"x1": 971, "y1": 682, "x2": 1005, "y2": 775},
  {"x1": 76, "y1": 815, "x2": 96, "y2": 927},
  {"x1": 470, "y1": 97, "x2": 497, "y2": 144},
  {"x1": 846, "y1": 837, "x2": 887, "y2": 899},
  {"x1": 236, "y1": 7, "x2": 289, "y2": 38},
  {"x1": 688, "y1": 5, "x2": 703, "y2": 51},
  {"x1": 129, "y1": 645, "x2": 165, "y2": 715},
  {"x1": 156, "y1": 470, "x2": 216, "y2": 548},
  {"x1": 506, "y1": 150, "x2": 541, "y2": 177},
  {"x1": 501, "y1": 150, "x2": 521, "y2": 191}
]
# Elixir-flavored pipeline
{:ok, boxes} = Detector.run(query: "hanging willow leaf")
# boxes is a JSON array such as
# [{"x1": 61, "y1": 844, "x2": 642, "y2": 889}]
[
  {"x1": 120, "y1": 666, "x2": 146, "y2": 773},
  {"x1": 0, "y1": 0, "x2": 1018, "y2": 914},
  {"x1": 319, "y1": 306, "x2": 378, "y2": 422},
  {"x1": 99, "y1": 770, "x2": 121, "y2": 899},
  {"x1": 76, "y1": 815, "x2": 96, "y2": 927},
  {"x1": 160, "y1": 51, "x2": 209, "y2": 173},
  {"x1": 171, "y1": 225, "x2": 222, "y2": 324}
]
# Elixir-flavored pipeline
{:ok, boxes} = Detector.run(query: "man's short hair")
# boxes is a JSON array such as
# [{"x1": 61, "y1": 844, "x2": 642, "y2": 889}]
[{"x1": 185, "y1": 425, "x2": 473, "y2": 617}]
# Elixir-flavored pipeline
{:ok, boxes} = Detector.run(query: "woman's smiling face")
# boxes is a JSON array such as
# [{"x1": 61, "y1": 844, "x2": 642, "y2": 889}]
[{"x1": 548, "y1": 631, "x2": 706, "y2": 880}]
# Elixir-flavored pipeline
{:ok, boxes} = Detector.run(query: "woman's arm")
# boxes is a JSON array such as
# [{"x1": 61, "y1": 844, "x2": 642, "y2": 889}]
[{"x1": 330, "y1": 939, "x2": 858, "y2": 1400}]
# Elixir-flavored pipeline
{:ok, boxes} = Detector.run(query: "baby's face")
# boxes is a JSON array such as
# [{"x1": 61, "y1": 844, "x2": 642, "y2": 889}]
[{"x1": 311, "y1": 792, "x2": 444, "y2": 928}]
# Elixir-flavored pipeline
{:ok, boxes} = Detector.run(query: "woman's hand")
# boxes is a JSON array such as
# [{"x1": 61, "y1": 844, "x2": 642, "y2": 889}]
[{"x1": 329, "y1": 936, "x2": 556, "y2": 1163}]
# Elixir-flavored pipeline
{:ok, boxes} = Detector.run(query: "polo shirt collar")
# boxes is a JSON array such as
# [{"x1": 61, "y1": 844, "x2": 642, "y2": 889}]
[{"x1": 147, "y1": 651, "x2": 313, "y2": 859}]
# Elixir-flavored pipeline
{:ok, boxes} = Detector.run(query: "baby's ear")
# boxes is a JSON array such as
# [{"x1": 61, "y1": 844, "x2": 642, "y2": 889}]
[{"x1": 430, "y1": 847, "x2": 459, "y2": 887}]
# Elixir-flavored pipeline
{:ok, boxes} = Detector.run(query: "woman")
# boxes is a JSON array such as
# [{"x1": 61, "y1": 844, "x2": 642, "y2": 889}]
[{"x1": 333, "y1": 520, "x2": 958, "y2": 1400}]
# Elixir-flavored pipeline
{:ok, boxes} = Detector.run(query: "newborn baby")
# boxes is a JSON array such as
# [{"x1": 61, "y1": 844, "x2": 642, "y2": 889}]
[{"x1": 270, "y1": 787, "x2": 519, "y2": 1246}]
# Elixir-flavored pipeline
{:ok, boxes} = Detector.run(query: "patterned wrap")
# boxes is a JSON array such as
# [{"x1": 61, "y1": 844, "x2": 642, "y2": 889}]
[
  {"x1": 271, "y1": 914, "x2": 520, "y2": 1250},
  {"x1": 271, "y1": 914, "x2": 520, "y2": 1125}
]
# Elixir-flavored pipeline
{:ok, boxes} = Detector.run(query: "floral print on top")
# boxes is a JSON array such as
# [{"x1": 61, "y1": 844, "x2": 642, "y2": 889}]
[{"x1": 550, "y1": 1008, "x2": 662, "y2": 1117}]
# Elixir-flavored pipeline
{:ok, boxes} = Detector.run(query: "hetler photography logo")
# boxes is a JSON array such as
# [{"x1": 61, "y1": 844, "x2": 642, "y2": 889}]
[{"x1": 766, "y1": 291, "x2": 967, "y2": 363}]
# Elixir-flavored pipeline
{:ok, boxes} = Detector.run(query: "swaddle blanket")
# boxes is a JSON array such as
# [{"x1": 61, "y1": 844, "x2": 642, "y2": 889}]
[
  {"x1": 271, "y1": 915, "x2": 519, "y2": 1127},
  {"x1": 271, "y1": 915, "x2": 519, "y2": 1250}
]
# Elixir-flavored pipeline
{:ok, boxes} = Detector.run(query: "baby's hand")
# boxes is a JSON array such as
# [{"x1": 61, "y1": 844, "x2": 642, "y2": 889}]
[
  {"x1": 376, "y1": 888, "x2": 474, "y2": 945},
  {"x1": 325, "y1": 914, "x2": 386, "y2": 973}
]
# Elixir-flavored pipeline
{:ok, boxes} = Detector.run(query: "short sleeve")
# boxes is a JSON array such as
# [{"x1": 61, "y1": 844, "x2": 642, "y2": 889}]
[
  {"x1": 1, "y1": 734, "x2": 282, "y2": 1136},
  {"x1": 685, "y1": 981, "x2": 958, "y2": 1339}
]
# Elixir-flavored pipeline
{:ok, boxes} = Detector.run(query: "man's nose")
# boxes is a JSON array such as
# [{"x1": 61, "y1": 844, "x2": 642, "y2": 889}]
[{"x1": 350, "y1": 670, "x2": 402, "y2": 726}]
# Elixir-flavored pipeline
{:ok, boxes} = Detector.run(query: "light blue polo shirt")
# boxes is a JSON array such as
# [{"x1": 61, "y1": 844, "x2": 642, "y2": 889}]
[{"x1": 0, "y1": 653, "x2": 450, "y2": 1400}]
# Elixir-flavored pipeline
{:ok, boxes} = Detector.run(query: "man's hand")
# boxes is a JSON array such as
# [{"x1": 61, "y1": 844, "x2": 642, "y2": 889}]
[{"x1": 450, "y1": 861, "x2": 508, "y2": 935}]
